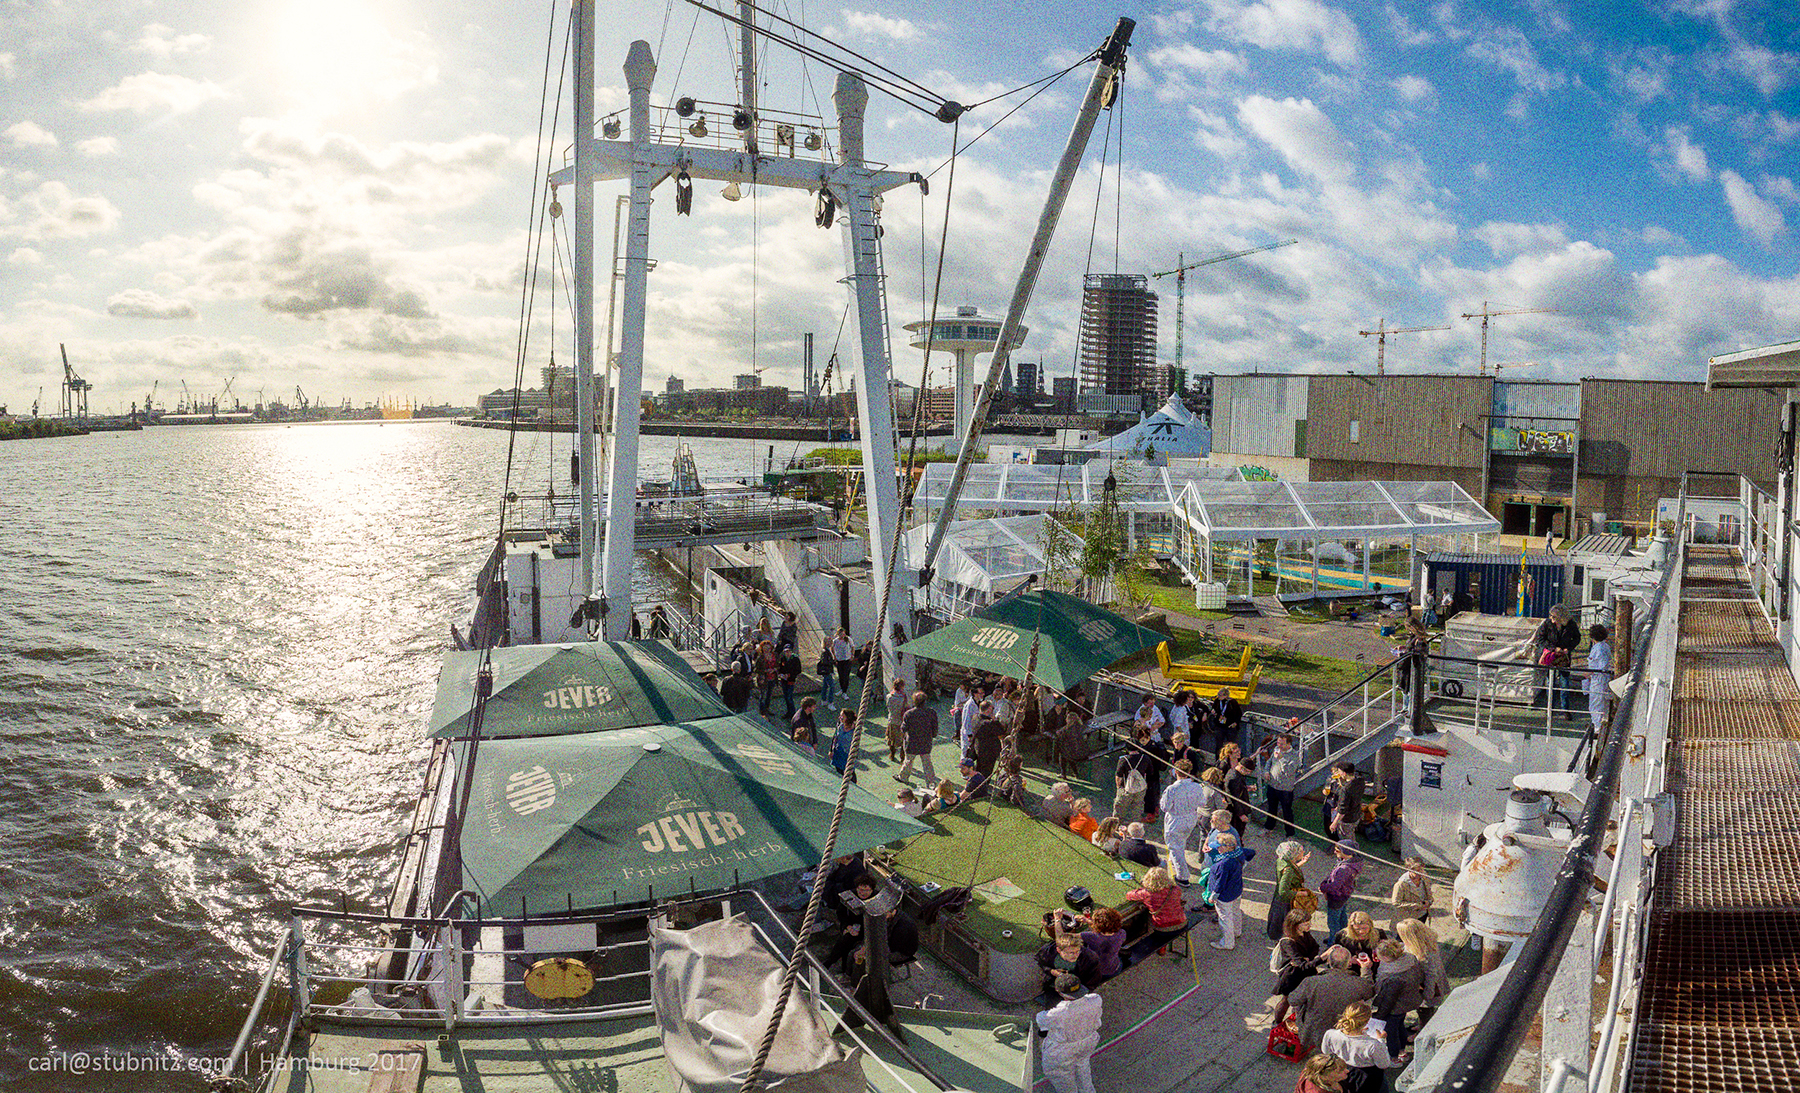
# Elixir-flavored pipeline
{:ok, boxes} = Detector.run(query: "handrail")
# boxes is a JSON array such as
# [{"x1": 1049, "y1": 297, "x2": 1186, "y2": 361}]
[
  {"x1": 211, "y1": 932, "x2": 288, "y2": 1089},
  {"x1": 1433, "y1": 490, "x2": 1685, "y2": 1092}
]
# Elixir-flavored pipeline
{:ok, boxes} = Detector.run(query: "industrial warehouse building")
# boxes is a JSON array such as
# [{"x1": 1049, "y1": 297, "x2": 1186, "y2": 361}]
[{"x1": 1206, "y1": 373, "x2": 1779, "y2": 536}]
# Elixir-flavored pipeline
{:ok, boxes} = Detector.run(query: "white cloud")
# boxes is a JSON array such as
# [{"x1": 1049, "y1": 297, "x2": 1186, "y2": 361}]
[
  {"x1": 0, "y1": 181, "x2": 121, "y2": 242},
  {"x1": 1385, "y1": 6, "x2": 1435, "y2": 47},
  {"x1": 7, "y1": 247, "x2": 42, "y2": 265},
  {"x1": 1147, "y1": 44, "x2": 1249, "y2": 81},
  {"x1": 4, "y1": 121, "x2": 57, "y2": 148},
  {"x1": 1723, "y1": 41, "x2": 1797, "y2": 96},
  {"x1": 133, "y1": 24, "x2": 211, "y2": 59},
  {"x1": 76, "y1": 136, "x2": 119, "y2": 156},
  {"x1": 1187, "y1": 107, "x2": 1248, "y2": 159},
  {"x1": 1609, "y1": 47, "x2": 1672, "y2": 104},
  {"x1": 1764, "y1": 175, "x2": 1799, "y2": 204},
  {"x1": 1465, "y1": 26, "x2": 1566, "y2": 96},
  {"x1": 0, "y1": 53, "x2": 15, "y2": 80},
  {"x1": 107, "y1": 289, "x2": 198, "y2": 320},
  {"x1": 1641, "y1": 224, "x2": 1683, "y2": 248},
  {"x1": 80, "y1": 72, "x2": 229, "y2": 115},
  {"x1": 1662, "y1": 125, "x2": 1710, "y2": 182},
  {"x1": 840, "y1": 10, "x2": 925, "y2": 42},
  {"x1": 1201, "y1": 0, "x2": 1365, "y2": 69},
  {"x1": 1237, "y1": 95, "x2": 1356, "y2": 184},
  {"x1": 1720, "y1": 169, "x2": 1786, "y2": 245},
  {"x1": 1475, "y1": 221, "x2": 1570, "y2": 257},
  {"x1": 1392, "y1": 75, "x2": 1434, "y2": 102}
]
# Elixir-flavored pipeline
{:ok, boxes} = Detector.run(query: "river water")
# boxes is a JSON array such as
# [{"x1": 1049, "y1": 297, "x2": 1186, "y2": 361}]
[{"x1": 0, "y1": 420, "x2": 959, "y2": 1089}]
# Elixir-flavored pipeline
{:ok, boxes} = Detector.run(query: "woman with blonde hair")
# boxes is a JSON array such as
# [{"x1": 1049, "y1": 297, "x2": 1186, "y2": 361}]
[
  {"x1": 1334, "y1": 910, "x2": 1385, "y2": 960},
  {"x1": 1318, "y1": 1001, "x2": 1391, "y2": 1093},
  {"x1": 1125, "y1": 866, "x2": 1187, "y2": 958},
  {"x1": 1397, "y1": 918, "x2": 1449, "y2": 1027},
  {"x1": 1198, "y1": 765, "x2": 1229, "y2": 815},
  {"x1": 1090, "y1": 815, "x2": 1124, "y2": 855},
  {"x1": 1293, "y1": 1053, "x2": 1349, "y2": 1093}
]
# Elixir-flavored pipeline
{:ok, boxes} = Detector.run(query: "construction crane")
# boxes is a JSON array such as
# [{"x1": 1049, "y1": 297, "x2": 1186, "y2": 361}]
[
  {"x1": 59, "y1": 344, "x2": 91, "y2": 420},
  {"x1": 1357, "y1": 318, "x2": 1450, "y2": 375},
  {"x1": 180, "y1": 379, "x2": 191, "y2": 413},
  {"x1": 1461, "y1": 300, "x2": 1560, "y2": 375},
  {"x1": 218, "y1": 375, "x2": 236, "y2": 413},
  {"x1": 1152, "y1": 239, "x2": 1297, "y2": 384}
]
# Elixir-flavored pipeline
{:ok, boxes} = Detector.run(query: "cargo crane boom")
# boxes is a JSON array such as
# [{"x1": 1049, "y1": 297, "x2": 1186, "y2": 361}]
[
  {"x1": 59, "y1": 343, "x2": 91, "y2": 420},
  {"x1": 1152, "y1": 239, "x2": 1297, "y2": 386},
  {"x1": 1461, "y1": 301, "x2": 1560, "y2": 375},
  {"x1": 1356, "y1": 318, "x2": 1450, "y2": 375}
]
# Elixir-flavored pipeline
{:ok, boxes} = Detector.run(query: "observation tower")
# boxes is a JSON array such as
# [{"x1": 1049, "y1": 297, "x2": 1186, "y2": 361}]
[{"x1": 904, "y1": 305, "x2": 1027, "y2": 439}]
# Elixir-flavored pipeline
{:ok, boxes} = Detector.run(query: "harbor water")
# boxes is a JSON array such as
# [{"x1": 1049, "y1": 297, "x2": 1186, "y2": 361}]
[{"x1": 0, "y1": 420, "x2": 970, "y2": 1089}]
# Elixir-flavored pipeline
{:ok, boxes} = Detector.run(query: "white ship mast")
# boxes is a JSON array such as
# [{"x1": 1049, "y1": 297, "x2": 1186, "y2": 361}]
[{"x1": 554, "y1": 0, "x2": 925, "y2": 681}]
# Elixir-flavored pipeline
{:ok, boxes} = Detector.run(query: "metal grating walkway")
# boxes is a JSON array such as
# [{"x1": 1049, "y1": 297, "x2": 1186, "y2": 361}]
[{"x1": 1634, "y1": 547, "x2": 1800, "y2": 1091}]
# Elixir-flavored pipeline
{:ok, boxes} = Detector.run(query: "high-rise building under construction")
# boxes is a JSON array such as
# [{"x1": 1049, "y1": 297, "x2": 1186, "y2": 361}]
[{"x1": 1078, "y1": 273, "x2": 1159, "y2": 397}]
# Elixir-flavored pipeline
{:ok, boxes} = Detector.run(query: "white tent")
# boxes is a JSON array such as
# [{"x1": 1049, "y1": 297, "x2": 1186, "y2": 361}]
[
  {"x1": 1086, "y1": 393, "x2": 1212, "y2": 456},
  {"x1": 903, "y1": 514, "x2": 1087, "y2": 618}
]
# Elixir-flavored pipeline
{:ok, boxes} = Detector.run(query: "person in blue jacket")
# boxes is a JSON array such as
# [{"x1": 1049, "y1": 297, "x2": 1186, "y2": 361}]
[
  {"x1": 830, "y1": 709, "x2": 858, "y2": 782},
  {"x1": 1207, "y1": 832, "x2": 1257, "y2": 951}
]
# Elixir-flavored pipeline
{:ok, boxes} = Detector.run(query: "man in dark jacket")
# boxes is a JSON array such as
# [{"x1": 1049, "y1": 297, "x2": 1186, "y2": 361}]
[
  {"x1": 972, "y1": 702, "x2": 1006, "y2": 776},
  {"x1": 778, "y1": 644, "x2": 804, "y2": 719},
  {"x1": 1211, "y1": 687, "x2": 1243, "y2": 756},
  {"x1": 720, "y1": 665, "x2": 753, "y2": 714},
  {"x1": 895, "y1": 692, "x2": 938, "y2": 783},
  {"x1": 1289, "y1": 946, "x2": 1376, "y2": 1051}
]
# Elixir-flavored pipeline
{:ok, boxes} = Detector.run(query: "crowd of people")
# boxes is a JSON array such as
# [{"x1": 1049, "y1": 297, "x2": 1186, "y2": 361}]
[{"x1": 711, "y1": 615, "x2": 1454, "y2": 1093}]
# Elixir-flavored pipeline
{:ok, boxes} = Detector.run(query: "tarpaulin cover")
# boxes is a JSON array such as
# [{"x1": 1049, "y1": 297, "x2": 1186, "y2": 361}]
[
  {"x1": 650, "y1": 915, "x2": 863, "y2": 1093},
  {"x1": 455, "y1": 714, "x2": 927, "y2": 914},
  {"x1": 897, "y1": 588, "x2": 1162, "y2": 691},
  {"x1": 430, "y1": 640, "x2": 730, "y2": 738},
  {"x1": 1437, "y1": 612, "x2": 1540, "y2": 703}
]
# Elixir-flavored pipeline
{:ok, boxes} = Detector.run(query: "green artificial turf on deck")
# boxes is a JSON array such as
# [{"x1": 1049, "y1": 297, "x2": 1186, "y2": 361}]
[{"x1": 884, "y1": 802, "x2": 1149, "y2": 955}]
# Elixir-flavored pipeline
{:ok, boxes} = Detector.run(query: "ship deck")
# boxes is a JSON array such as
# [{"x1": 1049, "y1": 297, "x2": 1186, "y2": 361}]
[
  {"x1": 1633, "y1": 546, "x2": 1800, "y2": 1091},
  {"x1": 274, "y1": 1004, "x2": 1029, "y2": 1093}
]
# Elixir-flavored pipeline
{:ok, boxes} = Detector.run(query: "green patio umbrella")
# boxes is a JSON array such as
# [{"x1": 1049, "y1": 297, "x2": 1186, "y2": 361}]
[
  {"x1": 454, "y1": 714, "x2": 926, "y2": 913},
  {"x1": 429, "y1": 640, "x2": 730, "y2": 739},
  {"x1": 897, "y1": 588, "x2": 1163, "y2": 691}
]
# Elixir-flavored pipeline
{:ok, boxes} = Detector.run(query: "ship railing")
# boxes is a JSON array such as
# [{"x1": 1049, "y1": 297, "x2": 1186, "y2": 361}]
[
  {"x1": 1425, "y1": 486, "x2": 1686, "y2": 1093},
  {"x1": 221, "y1": 889, "x2": 963, "y2": 1092}
]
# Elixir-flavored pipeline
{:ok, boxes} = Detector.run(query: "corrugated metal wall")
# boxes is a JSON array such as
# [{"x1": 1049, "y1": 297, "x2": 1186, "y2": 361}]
[
  {"x1": 1306, "y1": 375, "x2": 1491, "y2": 469},
  {"x1": 1426, "y1": 554, "x2": 1569, "y2": 617},
  {"x1": 1212, "y1": 374, "x2": 1308, "y2": 457},
  {"x1": 1577, "y1": 379, "x2": 1780, "y2": 524}
]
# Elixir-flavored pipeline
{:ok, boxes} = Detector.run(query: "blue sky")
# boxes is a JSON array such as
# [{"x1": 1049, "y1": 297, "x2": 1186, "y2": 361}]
[{"x1": 1, "y1": 0, "x2": 1795, "y2": 414}]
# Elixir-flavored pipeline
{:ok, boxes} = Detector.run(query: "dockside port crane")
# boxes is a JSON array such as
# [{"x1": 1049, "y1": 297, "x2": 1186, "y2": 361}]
[
  {"x1": 1357, "y1": 318, "x2": 1450, "y2": 375},
  {"x1": 180, "y1": 380, "x2": 191, "y2": 414},
  {"x1": 1461, "y1": 301, "x2": 1560, "y2": 375},
  {"x1": 59, "y1": 344, "x2": 91, "y2": 420},
  {"x1": 1152, "y1": 239, "x2": 1297, "y2": 385}
]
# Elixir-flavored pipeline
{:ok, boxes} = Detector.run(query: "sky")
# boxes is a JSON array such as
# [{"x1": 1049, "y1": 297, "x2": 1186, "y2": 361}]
[{"x1": 1, "y1": 0, "x2": 1797, "y2": 415}]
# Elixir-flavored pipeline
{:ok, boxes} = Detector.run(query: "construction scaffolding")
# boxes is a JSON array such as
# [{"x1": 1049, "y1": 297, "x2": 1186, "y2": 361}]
[{"x1": 1078, "y1": 273, "x2": 1160, "y2": 398}]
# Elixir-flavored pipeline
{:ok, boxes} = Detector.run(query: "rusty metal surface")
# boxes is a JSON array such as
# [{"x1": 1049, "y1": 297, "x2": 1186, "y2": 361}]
[
  {"x1": 1674, "y1": 739, "x2": 1800, "y2": 786},
  {"x1": 1633, "y1": 911, "x2": 1800, "y2": 1093},
  {"x1": 1673, "y1": 698, "x2": 1800, "y2": 740},
  {"x1": 1676, "y1": 652, "x2": 1800, "y2": 700},
  {"x1": 1680, "y1": 599, "x2": 1776, "y2": 651}
]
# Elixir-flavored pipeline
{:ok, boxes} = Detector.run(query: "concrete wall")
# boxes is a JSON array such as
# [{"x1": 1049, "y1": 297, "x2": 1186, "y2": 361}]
[
  {"x1": 1576, "y1": 378, "x2": 1781, "y2": 527},
  {"x1": 1211, "y1": 374, "x2": 1309, "y2": 458}
]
